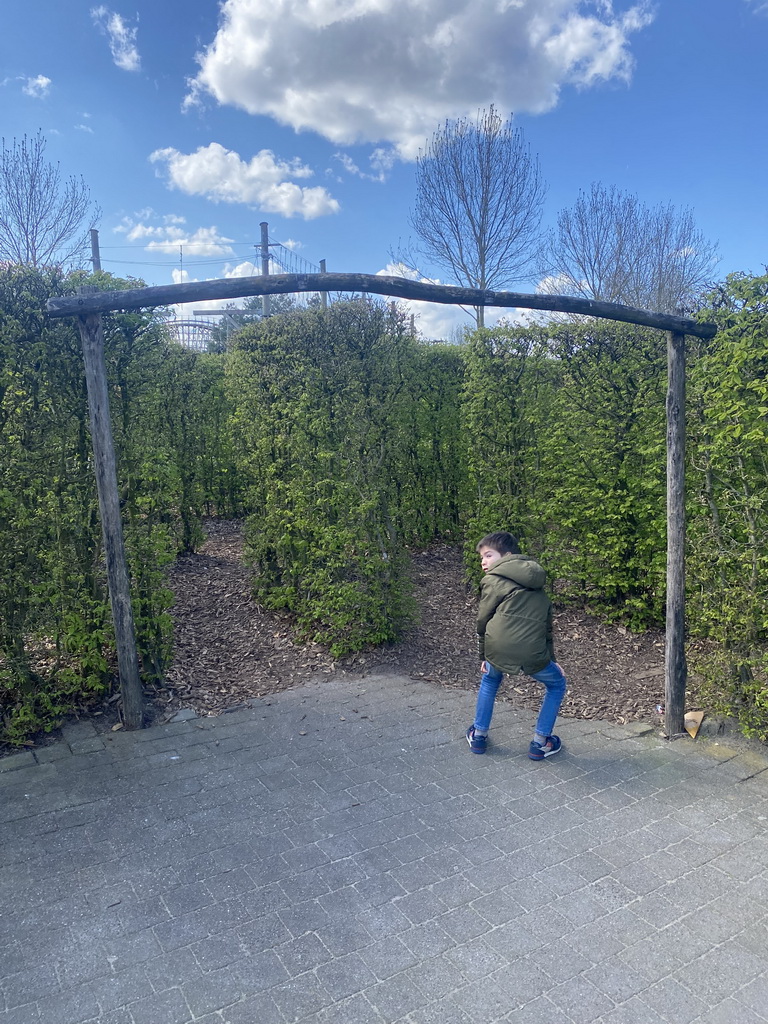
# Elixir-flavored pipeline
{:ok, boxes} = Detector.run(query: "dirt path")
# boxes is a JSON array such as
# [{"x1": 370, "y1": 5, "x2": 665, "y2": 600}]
[{"x1": 153, "y1": 519, "x2": 670, "y2": 728}]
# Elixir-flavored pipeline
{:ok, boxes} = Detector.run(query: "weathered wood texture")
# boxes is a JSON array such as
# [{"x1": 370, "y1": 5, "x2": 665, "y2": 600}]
[
  {"x1": 665, "y1": 330, "x2": 687, "y2": 738},
  {"x1": 47, "y1": 273, "x2": 717, "y2": 339},
  {"x1": 77, "y1": 309, "x2": 144, "y2": 730}
]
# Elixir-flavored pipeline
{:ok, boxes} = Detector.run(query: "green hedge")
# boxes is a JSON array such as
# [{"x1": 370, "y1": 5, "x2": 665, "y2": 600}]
[
  {"x1": 0, "y1": 267, "x2": 238, "y2": 743},
  {"x1": 226, "y1": 300, "x2": 463, "y2": 654}
]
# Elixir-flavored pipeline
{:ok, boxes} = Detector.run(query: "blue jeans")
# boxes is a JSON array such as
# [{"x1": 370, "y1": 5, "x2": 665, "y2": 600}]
[{"x1": 473, "y1": 660, "x2": 567, "y2": 737}]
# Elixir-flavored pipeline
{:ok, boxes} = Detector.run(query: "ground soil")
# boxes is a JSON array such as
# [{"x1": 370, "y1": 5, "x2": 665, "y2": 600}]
[{"x1": 149, "y1": 519, "x2": 671, "y2": 729}]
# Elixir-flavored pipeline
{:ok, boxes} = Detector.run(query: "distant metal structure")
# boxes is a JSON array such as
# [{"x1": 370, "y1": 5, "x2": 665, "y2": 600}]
[
  {"x1": 164, "y1": 318, "x2": 218, "y2": 352},
  {"x1": 262, "y1": 227, "x2": 322, "y2": 283},
  {"x1": 171, "y1": 224, "x2": 327, "y2": 348},
  {"x1": 258, "y1": 222, "x2": 325, "y2": 314}
]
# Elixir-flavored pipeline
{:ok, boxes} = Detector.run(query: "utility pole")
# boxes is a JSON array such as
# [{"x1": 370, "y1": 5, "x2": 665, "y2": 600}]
[
  {"x1": 260, "y1": 222, "x2": 271, "y2": 318},
  {"x1": 320, "y1": 259, "x2": 328, "y2": 310},
  {"x1": 90, "y1": 229, "x2": 101, "y2": 272}
]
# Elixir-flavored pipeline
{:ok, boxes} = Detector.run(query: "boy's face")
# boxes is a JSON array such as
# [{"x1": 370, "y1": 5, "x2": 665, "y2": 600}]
[{"x1": 479, "y1": 546, "x2": 505, "y2": 573}]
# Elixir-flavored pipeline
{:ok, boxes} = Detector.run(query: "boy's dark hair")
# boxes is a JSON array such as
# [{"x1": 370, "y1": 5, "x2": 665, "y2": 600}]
[{"x1": 476, "y1": 531, "x2": 520, "y2": 555}]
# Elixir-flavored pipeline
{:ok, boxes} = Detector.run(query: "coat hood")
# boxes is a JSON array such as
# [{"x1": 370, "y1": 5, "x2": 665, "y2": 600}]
[{"x1": 486, "y1": 553, "x2": 546, "y2": 591}]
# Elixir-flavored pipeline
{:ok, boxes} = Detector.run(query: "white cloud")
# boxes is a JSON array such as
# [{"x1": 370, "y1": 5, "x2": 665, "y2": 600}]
[
  {"x1": 185, "y1": 0, "x2": 654, "y2": 159},
  {"x1": 334, "y1": 147, "x2": 396, "y2": 182},
  {"x1": 75, "y1": 123, "x2": 95, "y2": 133},
  {"x1": 146, "y1": 226, "x2": 235, "y2": 257},
  {"x1": 91, "y1": 6, "x2": 141, "y2": 72},
  {"x1": 150, "y1": 142, "x2": 340, "y2": 219},
  {"x1": 116, "y1": 213, "x2": 236, "y2": 256},
  {"x1": 223, "y1": 260, "x2": 260, "y2": 278},
  {"x1": 536, "y1": 271, "x2": 582, "y2": 295},
  {"x1": 22, "y1": 75, "x2": 51, "y2": 98}
]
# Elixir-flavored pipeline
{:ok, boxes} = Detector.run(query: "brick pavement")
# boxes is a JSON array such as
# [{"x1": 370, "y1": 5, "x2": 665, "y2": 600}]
[{"x1": 1, "y1": 672, "x2": 768, "y2": 1024}]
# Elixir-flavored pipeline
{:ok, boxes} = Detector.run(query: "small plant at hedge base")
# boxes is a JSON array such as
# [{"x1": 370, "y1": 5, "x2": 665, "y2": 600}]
[{"x1": 691, "y1": 647, "x2": 768, "y2": 743}]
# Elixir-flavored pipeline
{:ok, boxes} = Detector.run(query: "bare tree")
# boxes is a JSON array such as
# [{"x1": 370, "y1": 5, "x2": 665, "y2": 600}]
[
  {"x1": 408, "y1": 107, "x2": 546, "y2": 326},
  {"x1": 542, "y1": 183, "x2": 719, "y2": 314},
  {"x1": 0, "y1": 131, "x2": 99, "y2": 268}
]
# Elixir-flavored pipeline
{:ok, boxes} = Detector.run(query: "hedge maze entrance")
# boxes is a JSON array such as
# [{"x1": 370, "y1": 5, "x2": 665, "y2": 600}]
[{"x1": 47, "y1": 272, "x2": 717, "y2": 739}]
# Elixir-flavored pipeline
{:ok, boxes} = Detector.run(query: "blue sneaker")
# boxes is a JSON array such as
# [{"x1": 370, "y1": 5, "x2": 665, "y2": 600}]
[
  {"x1": 466, "y1": 725, "x2": 487, "y2": 754},
  {"x1": 528, "y1": 735, "x2": 562, "y2": 760}
]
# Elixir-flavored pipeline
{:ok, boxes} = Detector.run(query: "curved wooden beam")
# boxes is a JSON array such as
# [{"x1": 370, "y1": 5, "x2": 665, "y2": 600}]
[{"x1": 46, "y1": 272, "x2": 716, "y2": 338}]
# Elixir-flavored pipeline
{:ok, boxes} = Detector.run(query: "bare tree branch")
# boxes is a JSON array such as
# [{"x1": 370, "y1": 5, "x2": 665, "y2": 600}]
[
  {"x1": 542, "y1": 183, "x2": 719, "y2": 314},
  {"x1": 0, "y1": 131, "x2": 99, "y2": 268},
  {"x1": 408, "y1": 107, "x2": 546, "y2": 326}
]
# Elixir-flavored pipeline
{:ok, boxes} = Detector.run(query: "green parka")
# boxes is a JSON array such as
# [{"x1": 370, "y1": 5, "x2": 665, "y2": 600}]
[{"x1": 476, "y1": 553, "x2": 554, "y2": 675}]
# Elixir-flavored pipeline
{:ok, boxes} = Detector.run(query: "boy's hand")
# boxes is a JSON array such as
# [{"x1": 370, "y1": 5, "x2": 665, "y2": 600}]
[{"x1": 480, "y1": 660, "x2": 487, "y2": 673}]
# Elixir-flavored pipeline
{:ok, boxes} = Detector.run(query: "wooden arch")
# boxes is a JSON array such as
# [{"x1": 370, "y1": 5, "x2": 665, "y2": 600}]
[{"x1": 47, "y1": 274, "x2": 717, "y2": 736}]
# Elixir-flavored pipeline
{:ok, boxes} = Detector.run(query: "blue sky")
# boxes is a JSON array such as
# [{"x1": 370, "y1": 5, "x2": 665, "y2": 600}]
[{"x1": 2, "y1": 0, "x2": 766, "y2": 336}]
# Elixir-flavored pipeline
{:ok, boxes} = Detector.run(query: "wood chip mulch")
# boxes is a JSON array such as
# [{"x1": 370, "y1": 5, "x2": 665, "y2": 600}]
[{"x1": 149, "y1": 519, "x2": 671, "y2": 728}]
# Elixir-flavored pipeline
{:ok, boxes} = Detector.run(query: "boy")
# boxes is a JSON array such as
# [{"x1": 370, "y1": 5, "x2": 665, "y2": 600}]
[{"x1": 466, "y1": 531, "x2": 567, "y2": 759}]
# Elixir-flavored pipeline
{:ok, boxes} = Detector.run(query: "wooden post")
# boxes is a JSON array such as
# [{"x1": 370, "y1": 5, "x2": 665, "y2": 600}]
[
  {"x1": 77, "y1": 299, "x2": 144, "y2": 730},
  {"x1": 665, "y1": 330, "x2": 687, "y2": 738},
  {"x1": 319, "y1": 259, "x2": 327, "y2": 310},
  {"x1": 260, "y1": 221, "x2": 271, "y2": 319}
]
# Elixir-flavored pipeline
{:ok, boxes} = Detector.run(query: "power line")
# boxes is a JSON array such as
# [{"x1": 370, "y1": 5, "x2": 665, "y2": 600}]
[
  {"x1": 98, "y1": 241, "x2": 260, "y2": 251},
  {"x1": 95, "y1": 226, "x2": 324, "y2": 287}
]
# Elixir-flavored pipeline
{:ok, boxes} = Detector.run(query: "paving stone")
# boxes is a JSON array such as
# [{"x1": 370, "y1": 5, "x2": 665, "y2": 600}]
[
  {"x1": 503, "y1": 995, "x2": 575, "y2": 1024},
  {"x1": 269, "y1": 972, "x2": 334, "y2": 1020},
  {"x1": 696, "y1": 996, "x2": 768, "y2": 1024},
  {"x1": 143, "y1": 947, "x2": 202, "y2": 992},
  {"x1": 0, "y1": 1006, "x2": 43, "y2": 1024},
  {"x1": 671, "y1": 943, "x2": 768, "y2": 1003},
  {"x1": 87, "y1": 964, "x2": 150, "y2": 1012},
  {"x1": 34, "y1": 982, "x2": 101, "y2": 1023},
  {"x1": 547, "y1": 974, "x2": 615, "y2": 1023},
  {"x1": 398, "y1": 921, "x2": 456, "y2": 958},
  {"x1": 637, "y1": 975, "x2": 708, "y2": 1024},
  {"x1": 583, "y1": 956, "x2": 652, "y2": 1004},
  {"x1": 315, "y1": 991, "x2": 387, "y2": 1024},
  {"x1": 366, "y1": 973, "x2": 430, "y2": 1019},
  {"x1": 315, "y1": 951, "x2": 377, "y2": 1000},
  {"x1": 401, "y1": 997, "x2": 472, "y2": 1024},
  {"x1": 443, "y1": 938, "x2": 509, "y2": 981},
  {"x1": 61, "y1": 721, "x2": 99, "y2": 743},
  {"x1": 593, "y1": 996, "x2": 668, "y2": 1024},
  {"x1": 220, "y1": 991, "x2": 284, "y2": 1024},
  {"x1": 276, "y1": 931, "x2": 333, "y2": 976},
  {"x1": 0, "y1": 751, "x2": 36, "y2": 772},
  {"x1": 181, "y1": 966, "x2": 245, "y2": 1017},
  {"x1": 69, "y1": 738, "x2": 107, "y2": 755},
  {"x1": 1, "y1": 964, "x2": 60, "y2": 1008},
  {"x1": 237, "y1": 912, "x2": 292, "y2": 955},
  {"x1": 354, "y1": 900, "x2": 411, "y2": 939},
  {"x1": 125, "y1": 986, "x2": 193, "y2": 1024},
  {"x1": 169, "y1": 709, "x2": 198, "y2": 723},
  {"x1": 358, "y1": 934, "x2": 420, "y2": 979},
  {"x1": 190, "y1": 931, "x2": 247, "y2": 973}
]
